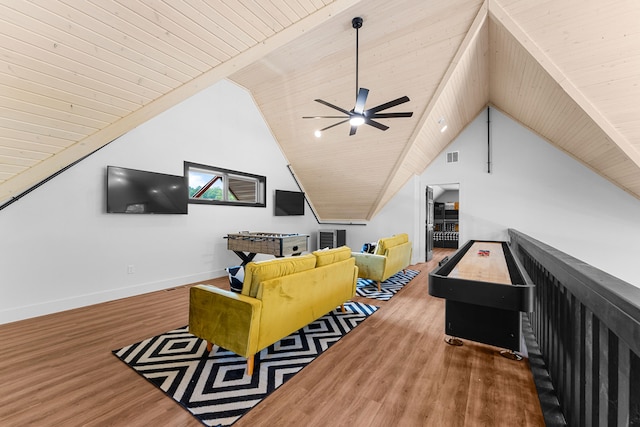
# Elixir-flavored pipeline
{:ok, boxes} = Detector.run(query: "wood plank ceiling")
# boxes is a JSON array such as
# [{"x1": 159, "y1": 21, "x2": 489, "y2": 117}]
[{"x1": 1, "y1": 0, "x2": 638, "y2": 220}]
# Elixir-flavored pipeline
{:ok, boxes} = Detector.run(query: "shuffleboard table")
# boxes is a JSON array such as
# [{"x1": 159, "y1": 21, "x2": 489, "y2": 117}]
[{"x1": 428, "y1": 240, "x2": 535, "y2": 358}]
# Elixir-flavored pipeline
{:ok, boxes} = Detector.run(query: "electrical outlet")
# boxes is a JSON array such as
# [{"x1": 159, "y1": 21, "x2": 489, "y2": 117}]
[{"x1": 127, "y1": 265, "x2": 135, "y2": 274}]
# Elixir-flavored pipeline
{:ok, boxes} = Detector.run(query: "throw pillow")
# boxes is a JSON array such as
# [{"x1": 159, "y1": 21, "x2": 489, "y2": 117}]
[
  {"x1": 361, "y1": 242, "x2": 376, "y2": 253},
  {"x1": 226, "y1": 265, "x2": 244, "y2": 293}
]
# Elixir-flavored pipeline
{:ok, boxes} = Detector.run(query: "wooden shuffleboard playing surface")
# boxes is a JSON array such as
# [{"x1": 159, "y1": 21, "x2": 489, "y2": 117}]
[{"x1": 447, "y1": 241, "x2": 512, "y2": 285}]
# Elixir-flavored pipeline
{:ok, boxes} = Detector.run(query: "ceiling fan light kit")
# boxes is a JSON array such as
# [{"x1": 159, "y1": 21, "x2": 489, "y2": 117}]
[
  {"x1": 304, "y1": 17, "x2": 413, "y2": 137},
  {"x1": 349, "y1": 116, "x2": 365, "y2": 126}
]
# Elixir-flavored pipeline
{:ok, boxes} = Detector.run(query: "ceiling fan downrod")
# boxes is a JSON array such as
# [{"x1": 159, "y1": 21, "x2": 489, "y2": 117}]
[{"x1": 353, "y1": 17, "x2": 363, "y2": 100}]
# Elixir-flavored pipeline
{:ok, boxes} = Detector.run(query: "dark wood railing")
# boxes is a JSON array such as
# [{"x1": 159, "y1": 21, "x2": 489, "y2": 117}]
[{"x1": 508, "y1": 229, "x2": 640, "y2": 427}]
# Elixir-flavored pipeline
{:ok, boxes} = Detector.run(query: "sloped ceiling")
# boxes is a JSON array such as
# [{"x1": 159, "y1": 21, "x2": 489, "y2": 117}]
[{"x1": 1, "y1": 0, "x2": 639, "y2": 220}]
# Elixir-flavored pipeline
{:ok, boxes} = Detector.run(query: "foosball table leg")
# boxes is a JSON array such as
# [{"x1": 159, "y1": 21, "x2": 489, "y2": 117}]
[{"x1": 233, "y1": 251, "x2": 257, "y2": 266}]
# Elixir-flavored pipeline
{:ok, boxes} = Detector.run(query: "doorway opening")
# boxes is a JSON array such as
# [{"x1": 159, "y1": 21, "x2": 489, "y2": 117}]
[{"x1": 426, "y1": 183, "x2": 459, "y2": 261}]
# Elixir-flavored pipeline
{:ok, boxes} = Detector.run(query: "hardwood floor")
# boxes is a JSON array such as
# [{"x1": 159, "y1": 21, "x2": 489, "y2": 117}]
[{"x1": 0, "y1": 248, "x2": 544, "y2": 426}]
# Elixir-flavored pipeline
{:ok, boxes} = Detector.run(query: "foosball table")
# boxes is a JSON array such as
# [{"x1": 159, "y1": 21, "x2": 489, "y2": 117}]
[{"x1": 225, "y1": 232, "x2": 309, "y2": 265}]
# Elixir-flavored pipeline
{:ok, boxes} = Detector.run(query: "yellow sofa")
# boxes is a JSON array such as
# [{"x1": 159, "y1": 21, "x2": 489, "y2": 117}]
[
  {"x1": 351, "y1": 233, "x2": 413, "y2": 291},
  {"x1": 188, "y1": 246, "x2": 357, "y2": 376}
]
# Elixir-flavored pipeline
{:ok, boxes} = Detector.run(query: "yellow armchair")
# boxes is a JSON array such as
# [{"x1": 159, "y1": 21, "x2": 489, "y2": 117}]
[{"x1": 352, "y1": 233, "x2": 413, "y2": 291}]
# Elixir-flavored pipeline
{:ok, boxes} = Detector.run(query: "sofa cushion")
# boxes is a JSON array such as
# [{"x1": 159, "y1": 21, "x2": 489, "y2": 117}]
[
  {"x1": 312, "y1": 245, "x2": 352, "y2": 267},
  {"x1": 242, "y1": 254, "x2": 316, "y2": 297},
  {"x1": 375, "y1": 233, "x2": 409, "y2": 255}
]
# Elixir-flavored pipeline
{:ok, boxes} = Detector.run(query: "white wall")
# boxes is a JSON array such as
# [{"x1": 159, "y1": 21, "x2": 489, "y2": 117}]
[
  {"x1": 3, "y1": 84, "x2": 639, "y2": 325},
  {"x1": 338, "y1": 175, "x2": 421, "y2": 256},
  {"x1": 419, "y1": 108, "x2": 640, "y2": 288},
  {"x1": 0, "y1": 80, "x2": 321, "y2": 324}
]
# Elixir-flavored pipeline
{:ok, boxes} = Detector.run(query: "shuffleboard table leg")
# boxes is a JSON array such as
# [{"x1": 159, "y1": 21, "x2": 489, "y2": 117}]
[
  {"x1": 445, "y1": 336, "x2": 463, "y2": 346},
  {"x1": 499, "y1": 349, "x2": 523, "y2": 361}
]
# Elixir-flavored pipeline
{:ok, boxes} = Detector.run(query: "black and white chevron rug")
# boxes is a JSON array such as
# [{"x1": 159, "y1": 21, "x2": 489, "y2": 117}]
[
  {"x1": 113, "y1": 301, "x2": 377, "y2": 427},
  {"x1": 356, "y1": 269, "x2": 420, "y2": 301}
]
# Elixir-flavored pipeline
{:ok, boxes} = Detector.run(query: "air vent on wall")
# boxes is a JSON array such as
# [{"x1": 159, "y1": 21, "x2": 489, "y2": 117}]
[{"x1": 446, "y1": 151, "x2": 459, "y2": 163}]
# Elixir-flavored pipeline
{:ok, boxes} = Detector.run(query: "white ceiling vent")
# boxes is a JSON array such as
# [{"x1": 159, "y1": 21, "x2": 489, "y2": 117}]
[{"x1": 446, "y1": 151, "x2": 459, "y2": 163}]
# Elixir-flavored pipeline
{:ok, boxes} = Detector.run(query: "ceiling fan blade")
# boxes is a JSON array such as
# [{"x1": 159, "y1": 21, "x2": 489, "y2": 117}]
[
  {"x1": 314, "y1": 99, "x2": 351, "y2": 115},
  {"x1": 365, "y1": 118, "x2": 389, "y2": 131},
  {"x1": 319, "y1": 119, "x2": 350, "y2": 132},
  {"x1": 353, "y1": 87, "x2": 369, "y2": 114},
  {"x1": 366, "y1": 96, "x2": 410, "y2": 114},
  {"x1": 303, "y1": 115, "x2": 349, "y2": 119},
  {"x1": 370, "y1": 112, "x2": 414, "y2": 119}
]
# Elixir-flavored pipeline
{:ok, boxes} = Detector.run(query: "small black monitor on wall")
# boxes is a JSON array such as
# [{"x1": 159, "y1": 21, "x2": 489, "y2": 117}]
[
  {"x1": 274, "y1": 190, "x2": 305, "y2": 216},
  {"x1": 106, "y1": 166, "x2": 188, "y2": 214}
]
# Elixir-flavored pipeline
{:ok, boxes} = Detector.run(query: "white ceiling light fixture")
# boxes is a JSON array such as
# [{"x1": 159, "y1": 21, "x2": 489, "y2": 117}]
[
  {"x1": 314, "y1": 130, "x2": 322, "y2": 138},
  {"x1": 438, "y1": 117, "x2": 448, "y2": 133}
]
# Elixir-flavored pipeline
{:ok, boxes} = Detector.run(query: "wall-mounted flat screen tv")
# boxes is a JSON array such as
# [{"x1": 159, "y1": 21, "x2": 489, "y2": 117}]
[
  {"x1": 106, "y1": 166, "x2": 188, "y2": 214},
  {"x1": 274, "y1": 189, "x2": 305, "y2": 216}
]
